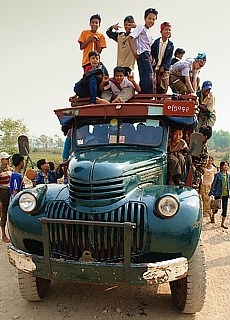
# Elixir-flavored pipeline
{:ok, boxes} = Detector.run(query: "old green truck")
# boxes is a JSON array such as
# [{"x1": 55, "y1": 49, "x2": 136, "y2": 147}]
[{"x1": 7, "y1": 94, "x2": 206, "y2": 313}]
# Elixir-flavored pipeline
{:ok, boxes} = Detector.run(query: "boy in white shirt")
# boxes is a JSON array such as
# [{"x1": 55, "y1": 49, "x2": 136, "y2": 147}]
[
  {"x1": 100, "y1": 66, "x2": 141, "y2": 103},
  {"x1": 128, "y1": 8, "x2": 158, "y2": 94}
]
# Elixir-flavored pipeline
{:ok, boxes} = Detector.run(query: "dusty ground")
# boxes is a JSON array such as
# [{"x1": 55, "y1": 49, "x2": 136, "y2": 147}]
[{"x1": 0, "y1": 214, "x2": 229, "y2": 320}]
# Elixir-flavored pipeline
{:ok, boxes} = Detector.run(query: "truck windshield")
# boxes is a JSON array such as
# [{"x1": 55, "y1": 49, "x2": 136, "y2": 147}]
[{"x1": 74, "y1": 118, "x2": 164, "y2": 147}]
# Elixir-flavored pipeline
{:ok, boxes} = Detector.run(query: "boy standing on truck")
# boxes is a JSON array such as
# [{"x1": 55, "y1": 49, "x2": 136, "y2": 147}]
[
  {"x1": 78, "y1": 14, "x2": 107, "y2": 71},
  {"x1": 99, "y1": 66, "x2": 141, "y2": 103},
  {"x1": 74, "y1": 51, "x2": 109, "y2": 105},
  {"x1": 128, "y1": 8, "x2": 158, "y2": 94},
  {"x1": 151, "y1": 21, "x2": 174, "y2": 94},
  {"x1": 106, "y1": 15, "x2": 136, "y2": 76}
]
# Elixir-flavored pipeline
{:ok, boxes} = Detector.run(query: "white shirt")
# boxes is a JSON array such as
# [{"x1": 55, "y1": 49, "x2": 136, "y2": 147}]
[
  {"x1": 171, "y1": 58, "x2": 198, "y2": 78},
  {"x1": 130, "y1": 24, "x2": 153, "y2": 55},
  {"x1": 155, "y1": 38, "x2": 168, "y2": 70},
  {"x1": 104, "y1": 77, "x2": 134, "y2": 95}
]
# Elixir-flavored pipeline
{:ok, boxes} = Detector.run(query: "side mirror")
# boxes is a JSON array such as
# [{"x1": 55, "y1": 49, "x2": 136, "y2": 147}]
[
  {"x1": 18, "y1": 135, "x2": 34, "y2": 171},
  {"x1": 18, "y1": 135, "x2": 30, "y2": 156},
  {"x1": 189, "y1": 132, "x2": 203, "y2": 156}
]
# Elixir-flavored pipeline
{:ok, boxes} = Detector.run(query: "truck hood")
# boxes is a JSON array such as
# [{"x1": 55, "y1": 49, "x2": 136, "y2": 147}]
[{"x1": 69, "y1": 147, "x2": 165, "y2": 181}]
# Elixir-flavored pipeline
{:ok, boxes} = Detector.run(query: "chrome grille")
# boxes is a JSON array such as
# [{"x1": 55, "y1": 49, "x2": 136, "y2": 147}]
[
  {"x1": 45, "y1": 201, "x2": 147, "y2": 262},
  {"x1": 69, "y1": 177, "x2": 125, "y2": 204}
]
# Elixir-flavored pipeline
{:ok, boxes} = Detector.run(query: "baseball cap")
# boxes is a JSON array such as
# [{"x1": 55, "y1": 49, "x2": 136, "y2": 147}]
[
  {"x1": 160, "y1": 21, "x2": 172, "y2": 31},
  {"x1": 202, "y1": 80, "x2": 212, "y2": 90},
  {"x1": 0, "y1": 151, "x2": 11, "y2": 159}
]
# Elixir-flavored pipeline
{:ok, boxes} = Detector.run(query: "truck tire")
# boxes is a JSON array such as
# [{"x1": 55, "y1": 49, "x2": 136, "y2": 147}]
[
  {"x1": 18, "y1": 270, "x2": 51, "y2": 301},
  {"x1": 169, "y1": 240, "x2": 206, "y2": 313}
]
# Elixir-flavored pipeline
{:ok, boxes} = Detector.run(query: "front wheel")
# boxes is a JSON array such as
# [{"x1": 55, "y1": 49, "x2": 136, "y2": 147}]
[
  {"x1": 170, "y1": 240, "x2": 206, "y2": 313},
  {"x1": 18, "y1": 270, "x2": 51, "y2": 301}
]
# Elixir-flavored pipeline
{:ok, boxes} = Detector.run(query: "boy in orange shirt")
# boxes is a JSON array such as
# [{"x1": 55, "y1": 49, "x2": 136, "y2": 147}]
[{"x1": 78, "y1": 14, "x2": 107, "y2": 70}]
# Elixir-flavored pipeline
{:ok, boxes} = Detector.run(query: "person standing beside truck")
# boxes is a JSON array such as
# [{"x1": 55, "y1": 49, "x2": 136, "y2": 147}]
[
  {"x1": 9, "y1": 154, "x2": 24, "y2": 200},
  {"x1": 209, "y1": 161, "x2": 230, "y2": 229},
  {"x1": 128, "y1": 8, "x2": 158, "y2": 94},
  {"x1": 0, "y1": 152, "x2": 13, "y2": 243}
]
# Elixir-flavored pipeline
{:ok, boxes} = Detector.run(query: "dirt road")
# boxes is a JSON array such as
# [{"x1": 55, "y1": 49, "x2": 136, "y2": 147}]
[{"x1": 0, "y1": 215, "x2": 229, "y2": 320}]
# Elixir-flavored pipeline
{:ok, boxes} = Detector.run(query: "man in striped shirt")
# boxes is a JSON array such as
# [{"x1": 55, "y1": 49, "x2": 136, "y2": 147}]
[{"x1": 0, "y1": 152, "x2": 13, "y2": 243}]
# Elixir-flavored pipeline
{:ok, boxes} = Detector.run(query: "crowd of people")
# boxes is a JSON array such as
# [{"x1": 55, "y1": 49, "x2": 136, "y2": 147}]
[{"x1": 0, "y1": 8, "x2": 227, "y2": 243}]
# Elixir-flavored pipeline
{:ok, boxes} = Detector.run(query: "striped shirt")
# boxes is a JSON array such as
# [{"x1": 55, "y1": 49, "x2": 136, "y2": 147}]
[{"x1": 0, "y1": 166, "x2": 13, "y2": 189}]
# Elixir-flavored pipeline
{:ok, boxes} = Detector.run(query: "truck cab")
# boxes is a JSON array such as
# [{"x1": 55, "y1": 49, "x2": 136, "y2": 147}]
[{"x1": 7, "y1": 94, "x2": 206, "y2": 313}]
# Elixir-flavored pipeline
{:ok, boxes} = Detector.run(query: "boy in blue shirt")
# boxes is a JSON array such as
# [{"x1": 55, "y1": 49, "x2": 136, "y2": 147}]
[
  {"x1": 128, "y1": 8, "x2": 158, "y2": 94},
  {"x1": 151, "y1": 22, "x2": 174, "y2": 93},
  {"x1": 10, "y1": 154, "x2": 24, "y2": 199}
]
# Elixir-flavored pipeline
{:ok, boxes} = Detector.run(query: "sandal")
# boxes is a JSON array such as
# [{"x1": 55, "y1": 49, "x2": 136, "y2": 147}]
[{"x1": 221, "y1": 225, "x2": 228, "y2": 229}]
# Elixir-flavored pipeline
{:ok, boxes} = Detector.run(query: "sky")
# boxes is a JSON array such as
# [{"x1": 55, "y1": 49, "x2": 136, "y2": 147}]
[{"x1": 1, "y1": 0, "x2": 229, "y2": 138}]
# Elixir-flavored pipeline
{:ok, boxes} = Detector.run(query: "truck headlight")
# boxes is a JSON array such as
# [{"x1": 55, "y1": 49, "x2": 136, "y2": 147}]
[
  {"x1": 19, "y1": 193, "x2": 37, "y2": 213},
  {"x1": 156, "y1": 195, "x2": 179, "y2": 218}
]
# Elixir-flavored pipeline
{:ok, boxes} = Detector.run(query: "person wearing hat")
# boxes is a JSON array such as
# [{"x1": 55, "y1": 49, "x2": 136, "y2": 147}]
[
  {"x1": 170, "y1": 48, "x2": 185, "y2": 65},
  {"x1": 169, "y1": 52, "x2": 206, "y2": 95},
  {"x1": 0, "y1": 151, "x2": 13, "y2": 243},
  {"x1": 196, "y1": 80, "x2": 216, "y2": 130},
  {"x1": 151, "y1": 21, "x2": 174, "y2": 93}
]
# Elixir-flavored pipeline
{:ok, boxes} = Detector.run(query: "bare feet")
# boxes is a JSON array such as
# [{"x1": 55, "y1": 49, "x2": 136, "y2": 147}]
[
  {"x1": 168, "y1": 180, "x2": 175, "y2": 186},
  {"x1": 221, "y1": 225, "x2": 228, "y2": 229},
  {"x1": 2, "y1": 236, "x2": 10, "y2": 243},
  {"x1": 96, "y1": 97, "x2": 110, "y2": 104},
  {"x1": 112, "y1": 98, "x2": 123, "y2": 103}
]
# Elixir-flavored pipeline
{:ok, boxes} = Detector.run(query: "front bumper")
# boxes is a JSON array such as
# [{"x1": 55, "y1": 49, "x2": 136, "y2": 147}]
[{"x1": 8, "y1": 217, "x2": 188, "y2": 285}]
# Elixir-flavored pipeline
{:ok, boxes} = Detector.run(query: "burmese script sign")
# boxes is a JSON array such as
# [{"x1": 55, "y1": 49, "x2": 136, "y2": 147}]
[{"x1": 163, "y1": 100, "x2": 194, "y2": 117}]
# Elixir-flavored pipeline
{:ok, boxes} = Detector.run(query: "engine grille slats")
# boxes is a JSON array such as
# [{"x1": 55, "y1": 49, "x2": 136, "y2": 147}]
[
  {"x1": 46, "y1": 201, "x2": 147, "y2": 262},
  {"x1": 69, "y1": 178, "x2": 125, "y2": 203}
]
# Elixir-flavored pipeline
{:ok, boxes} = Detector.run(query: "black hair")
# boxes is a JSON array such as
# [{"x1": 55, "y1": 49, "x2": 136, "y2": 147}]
[
  {"x1": 124, "y1": 15, "x2": 134, "y2": 23},
  {"x1": 88, "y1": 50, "x2": 100, "y2": 59},
  {"x1": 199, "y1": 125, "x2": 212, "y2": 140},
  {"x1": 37, "y1": 159, "x2": 46, "y2": 170},
  {"x1": 48, "y1": 161, "x2": 54, "y2": 171},
  {"x1": 12, "y1": 153, "x2": 24, "y2": 167},
  {"x1": 144, "y1": 8, "x2": 158, "y2": 19},
  {"x1": 113, "y1": 66, "x2": 125, "y2": 76},
  {"x1": 90, "y1": 14, "x2": 101, "y2": 25},
  {"x1": 61, "y1": 124, "x2": 71, "y2": 136},
  {"x1": 220, "y1": 161, "x2": 229, "y2": 171},
  {"x1": 171, "y1": 125, "x2": 184, "y2": 133},
  {"x1": 175, "y1": 48, "x2": 185, "y2": 56}
]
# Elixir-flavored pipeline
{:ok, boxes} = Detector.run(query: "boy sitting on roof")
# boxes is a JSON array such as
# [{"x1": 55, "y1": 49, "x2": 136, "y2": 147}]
[
  {"x1": 99, "y1": 66, "x2": 141, "y2": 103},
  {"x1": 73, "y1": 51, "x2": 109, "y2": 105}
]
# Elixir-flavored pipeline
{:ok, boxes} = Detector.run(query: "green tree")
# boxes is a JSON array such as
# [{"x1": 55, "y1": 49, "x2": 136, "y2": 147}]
[
  {"x1": 0, "y1": 117, "x2": 29, "y2": 154},
  {"x1": 211, "y1": 130, "x2": 230, "y2": 151}
]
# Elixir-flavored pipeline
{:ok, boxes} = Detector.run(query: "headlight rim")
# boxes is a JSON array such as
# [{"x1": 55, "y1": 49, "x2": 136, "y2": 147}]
[
  {"x1": 155, "y1": 194, "x2": 179, "y2": 219},
  {"x1": 18, "y1": 192, "x2": 37, "y2": 213}
]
